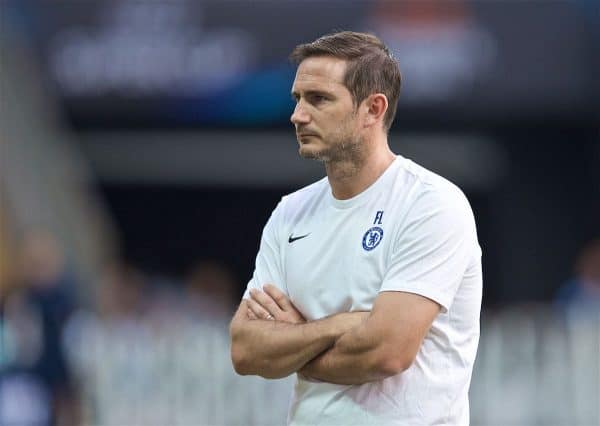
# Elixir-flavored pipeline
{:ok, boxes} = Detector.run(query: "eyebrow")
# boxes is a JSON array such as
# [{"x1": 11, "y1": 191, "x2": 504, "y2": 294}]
[{"x1": 291, "y1": 89, "x2": 332, "y2": 101}]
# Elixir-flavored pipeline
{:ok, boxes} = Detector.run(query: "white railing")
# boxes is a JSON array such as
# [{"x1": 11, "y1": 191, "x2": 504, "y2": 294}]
[
  {"x1": 471, "y1": 305, "x2": 599, "y2": 426},
  {"x1": 64, "y1": 305, "x2": 599, "y2": 426},
  {"x1": 64, "y1": 311, "x2": 294, "y2": 426}
]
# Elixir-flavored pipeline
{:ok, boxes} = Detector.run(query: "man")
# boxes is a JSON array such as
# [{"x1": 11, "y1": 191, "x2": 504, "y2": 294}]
[{"x1": 229, "y1": 31, "x2": 482, "y2": 425}]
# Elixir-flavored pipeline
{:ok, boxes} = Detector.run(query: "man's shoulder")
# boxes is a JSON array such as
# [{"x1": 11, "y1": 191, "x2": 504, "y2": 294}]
[
  {"x1": 393, "y1": 157, "x2": 480, "y2": 258},
  {"x1": 278, "y1": 176, "x2": 329, "y2": 211},
  {"x1": 265, "y1": 177, "x2": 328, "y2": 228},
  {"x1": 396, "y1": 156, "x2": 463, "y2": 194},
  {"x1": 393, "y1": 156, "x2": 473, "y2": 217}
]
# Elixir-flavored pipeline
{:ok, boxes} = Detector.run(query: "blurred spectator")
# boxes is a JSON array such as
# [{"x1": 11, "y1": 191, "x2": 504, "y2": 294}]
[
  {"x1": 96, "y1": 261, "x2": 148, "y2": 320},
  {"x1": 1, "y1": 288, "x2": 53, "y2": 426},
  {"x1": 0, "y1": 230, "x2": 80, "y2": 426},
  {"x1": 62, "y1": 259, "x2": 292, "y2": 425},
  {"x1": 555, "y1": 239, "x2": 600, "y2": 309},
  {"x1": 184, "y1": 260, "x2": 237, "y2": 324},
  {"x1": 63, "y1": 261, "x2": 154, "y2": 425},
  {"x1": 145, "y1": 277, "x2": 185, "y2": 332}
]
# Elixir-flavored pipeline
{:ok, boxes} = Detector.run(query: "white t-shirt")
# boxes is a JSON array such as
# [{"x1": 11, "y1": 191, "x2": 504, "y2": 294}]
[{"x1": 243, "y1": 155, "x2": 482, "y2": 426}]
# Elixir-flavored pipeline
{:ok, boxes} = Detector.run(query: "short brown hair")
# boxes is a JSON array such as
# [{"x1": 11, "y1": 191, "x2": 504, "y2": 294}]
[{"x1": 290, "y1": 31, "x2": 402, "y2": 131}]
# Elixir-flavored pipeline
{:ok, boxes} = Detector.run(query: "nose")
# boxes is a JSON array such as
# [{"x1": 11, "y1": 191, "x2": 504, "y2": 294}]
[{"x1": 290, "y1": 102, "x2": 310, "y2": 126}]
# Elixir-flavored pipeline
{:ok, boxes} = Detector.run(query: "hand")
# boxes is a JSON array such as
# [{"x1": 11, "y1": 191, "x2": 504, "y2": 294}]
[{"x1": 247, "y1": 284, "x2": 306, "y2": 324}]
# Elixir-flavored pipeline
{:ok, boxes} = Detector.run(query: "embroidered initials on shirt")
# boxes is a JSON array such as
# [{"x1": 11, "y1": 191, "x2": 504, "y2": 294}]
[{"x1": 373, "y1": 210, "x2": 384, "y2": 225}]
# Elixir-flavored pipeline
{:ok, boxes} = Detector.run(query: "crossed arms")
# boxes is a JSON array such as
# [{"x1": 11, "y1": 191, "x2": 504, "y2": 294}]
[{"x1": 229, "y1": 284, "x2": 440, "y2": 385}]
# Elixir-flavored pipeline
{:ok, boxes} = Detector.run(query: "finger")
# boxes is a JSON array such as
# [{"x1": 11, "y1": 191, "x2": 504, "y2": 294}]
[
  {"x1": 250, "y1": 289, "x2": 281, "y2": 316},
  {"x1": 263, "y1": 284, "x2": 293, "y2": 311},
  {"x1": 247, "y1": 308, "x2": 258, "y2": 320},
  {"x1": 246, "y1": 297, "x2": 271, "y2": 320}
]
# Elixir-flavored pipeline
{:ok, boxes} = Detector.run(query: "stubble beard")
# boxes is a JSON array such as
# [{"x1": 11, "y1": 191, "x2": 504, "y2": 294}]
[{"x1": 299, "y1": 119, "x2": 367, "y2": 178}]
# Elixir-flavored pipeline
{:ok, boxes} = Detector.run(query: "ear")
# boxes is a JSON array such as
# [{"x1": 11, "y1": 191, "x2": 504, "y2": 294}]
[{"x1": 363, "y1": 93, "x2": 388, "y2": 129}]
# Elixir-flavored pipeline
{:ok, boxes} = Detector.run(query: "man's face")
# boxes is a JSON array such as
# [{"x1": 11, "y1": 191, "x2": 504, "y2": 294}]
[{"x1": 290, "y1": 56, "x2": 364, "y2": 162}]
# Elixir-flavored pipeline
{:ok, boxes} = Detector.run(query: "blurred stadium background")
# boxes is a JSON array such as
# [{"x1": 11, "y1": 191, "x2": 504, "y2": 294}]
[{"x1": 0, "y1": 1, "x2": 598, "y2": 425}]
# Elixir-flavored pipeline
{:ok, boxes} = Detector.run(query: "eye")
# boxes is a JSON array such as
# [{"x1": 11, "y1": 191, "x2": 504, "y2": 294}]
[{"x1": 310, "y1": 94, "x2": 327, "y2": 104}]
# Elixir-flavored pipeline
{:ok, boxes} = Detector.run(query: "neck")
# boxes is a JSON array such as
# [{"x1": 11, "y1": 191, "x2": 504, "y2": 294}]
[{"x1": 325, "y1": 136, "x2": 395, "y2": 200}]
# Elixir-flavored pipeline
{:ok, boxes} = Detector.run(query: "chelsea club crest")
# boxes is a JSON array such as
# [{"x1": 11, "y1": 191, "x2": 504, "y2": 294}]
[{"x1": 362, "y1": 227, "x2": 383, "y2": 251}]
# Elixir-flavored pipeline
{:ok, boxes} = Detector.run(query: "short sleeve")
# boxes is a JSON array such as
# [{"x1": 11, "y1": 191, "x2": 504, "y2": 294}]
[
  {"x1": 242, "y1": 199, "x2": 287, "y2": 300},
  {"x1": 380, "y1": 187, "x2": 479, "y2": 312}
]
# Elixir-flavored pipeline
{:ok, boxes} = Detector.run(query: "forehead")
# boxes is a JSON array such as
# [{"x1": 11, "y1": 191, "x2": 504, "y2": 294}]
[{"x1": 292, "y1": 56, "x2": 348, "y2": 93}]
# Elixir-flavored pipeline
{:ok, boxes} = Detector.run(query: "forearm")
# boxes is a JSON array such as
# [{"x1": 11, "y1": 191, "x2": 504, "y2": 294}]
[
  {"x1": 300, "y1": 321, "x2": 396, "y2": 385},
  {"x1": 230, "y1": 308, "x2": 365, "y2": 379},
  {"x1": 231, "y1": 317, "x2": 336, "y2": 378}
]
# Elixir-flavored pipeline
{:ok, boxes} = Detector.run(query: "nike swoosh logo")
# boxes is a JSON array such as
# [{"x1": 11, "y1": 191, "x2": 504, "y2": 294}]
[{"x1": 288, "y1": 233, "x2": 310, "y2": 243}]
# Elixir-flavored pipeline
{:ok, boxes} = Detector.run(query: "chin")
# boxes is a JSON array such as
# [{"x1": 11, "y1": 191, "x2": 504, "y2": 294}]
[
  {"x1": 298, "y1": 145, "x2": 323, "y2": 160},
  {"x1": 299, "y1": 147, "x2": 331, "y2": 163},
  {"x1": 299, "y1": 145, "x2": 317, "y2": 159}
]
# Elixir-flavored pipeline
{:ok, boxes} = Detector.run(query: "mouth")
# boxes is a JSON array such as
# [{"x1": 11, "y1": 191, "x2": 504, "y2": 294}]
[{"x1": 297, "y1": 133, "x2": 318, "y2": 139}]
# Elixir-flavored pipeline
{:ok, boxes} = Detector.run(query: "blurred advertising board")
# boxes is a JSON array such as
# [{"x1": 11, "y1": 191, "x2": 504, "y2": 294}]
[{"x1": 5, "y1": 0, "x2": 598, "y2": 128}]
